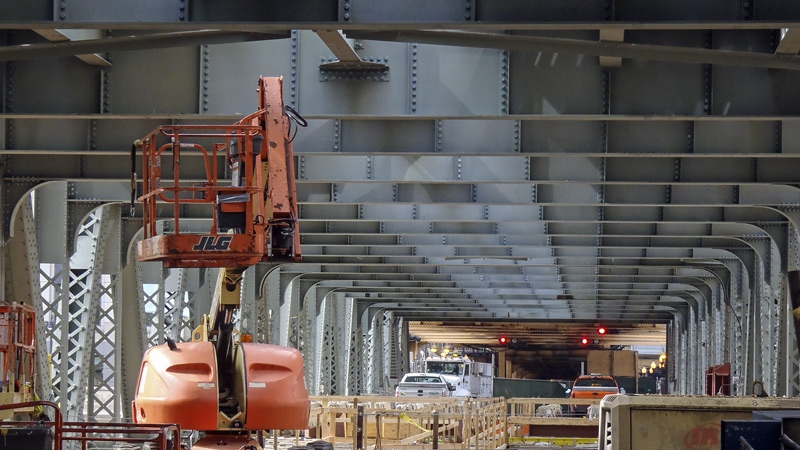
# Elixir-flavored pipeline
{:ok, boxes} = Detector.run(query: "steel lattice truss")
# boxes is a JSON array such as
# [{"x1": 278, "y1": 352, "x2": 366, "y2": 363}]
[{"x1": 5, "y1": 0, "x2": 800, "y2": 418}]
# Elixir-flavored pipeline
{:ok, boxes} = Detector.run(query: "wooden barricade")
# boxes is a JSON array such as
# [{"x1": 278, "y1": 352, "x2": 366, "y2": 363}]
[
  {"x1": 506, "y1": 397, "x2": 601, "y2": 439},
  {"x1": 308, "y1": 396, "x2": 510, "y2": 450}
]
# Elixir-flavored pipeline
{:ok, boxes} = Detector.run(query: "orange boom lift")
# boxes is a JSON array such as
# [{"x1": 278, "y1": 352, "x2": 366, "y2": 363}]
[{"x1": 132, "y1": 77, "x2": 309, "y2": 449}]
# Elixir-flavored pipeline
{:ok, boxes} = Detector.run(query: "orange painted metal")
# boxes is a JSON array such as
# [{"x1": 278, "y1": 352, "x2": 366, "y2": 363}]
[
  {"x1": 132, "y1": 341, "x2": 219, "y2": 431},
  {"x1": 238, "y1": 343, "x2": 310, "y2": 430},
  {"x1": 136, "y1": 76, "x2": 301, "y2": 268},
  {"x1": 133, "y1": 78, "x2": 310, "y2": 438},
  {"x1": 258, "y1": 76, "x2": 302, "y2": 262},
  {"x1": 0, "y1": 304, "x2": 36, "y2": 392},
  {"x1": 137, "y1": 233, "x2": 265, "y2": 268},
  {"x1": 133, "y1": 340, "x2": 311, "y2": 432}
]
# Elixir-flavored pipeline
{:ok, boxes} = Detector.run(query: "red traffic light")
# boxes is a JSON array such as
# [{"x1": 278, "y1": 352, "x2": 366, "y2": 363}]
[
  {"x1": 499, "y1": 336, "x2": 508, "y2": 345},
  {"x1": 598, "y1": 327, "x2": 607, "y2": 335},
  {"x1": 581, "y1": 337, "x2": 589, "y2": 346}
]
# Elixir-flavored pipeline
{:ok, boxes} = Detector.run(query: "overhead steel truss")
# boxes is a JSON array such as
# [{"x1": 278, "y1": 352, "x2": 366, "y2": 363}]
[{"x1": 3, "y1": 0, "x2": 800, "y2": 418}]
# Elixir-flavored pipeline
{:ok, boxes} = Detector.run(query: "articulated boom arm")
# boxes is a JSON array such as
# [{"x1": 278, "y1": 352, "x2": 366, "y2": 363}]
[{"x1": 257, "y1": 76, "x2": 302, "y2": 261}]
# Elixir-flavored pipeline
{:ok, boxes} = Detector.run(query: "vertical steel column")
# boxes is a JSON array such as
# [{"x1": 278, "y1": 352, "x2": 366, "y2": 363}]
[
  {"x1": 278, "y1": 271, "x2": 301, "y2": 348},
  {"x1": 382, "y1": 311, "x2": 395, "y2": 388},
  {"x1": 752, "y1": 257, "x2": 772, "y2": 394},
  {"x1": 162, "y1": 268, "x2": 186, "y2": 343},
  {"x1": 343, "y1": 295, "x2": 360, "y2": 395},
  {"x1": 676, "y1": 322, "x2": 687, "y2": 393},
  {"x1": 713, "y1": 278, "x2": 724, "y2": 365},
  {"x1": 300, "y1": 281, "x2": 321, "y2": 394},
  {"x1": 278, "y1": 272, "x2": 305, "y2": 354},
  {"x1": 118, "y1": 255, "x2": 146, "y2": 420},
  {"x1": 726, "y1": 262, "x2": 746, "y2": 395},
  {"x1": 334, "y1": 292, "x2": 350, "y2": 394},
  {"x1": 380, "y1": 312, "x2": 408, "y2": 380},
  {"x1": 315, "y1": 291, "x2": 335, "y2": 394},
  {"x1": 711, "y1": 287, "x2": 720, "y2": 372},
  {"x1": 7, "y1": 192, "x2": 51, "y2": 401},
  {"x1": 361, "y1": 308, "x2": 381, "y2": 394},
  {"x1": 238, "y1": 266, "x2": 256, "y2": 336},
  {"x1": 786, "y1": 279, "x2": 800, "y2": 396},
  {"x1": 31, "y1": 182, "x2": 68, "y2": 407},
  {"x1": 744, "y1": 263, "x2": 759, "y2": 394},
  {"x1": 666, "y1": 322, "x2": 678, "y2": 394},
  {"x1": 43, "y1": 260, "x2": 69, "y2": 406},
  {"x1": 687, "y1": 306, "x2": 698, "y2": 393},
  {"x1": 87, "y1": 204, "x2": 122, "y2": 420},
  {"x1": 397, "y1": 314, "x2": 409, "y2": 377},
  {"x1": 779, "y1": 213, "x2": 800, "y2": 396},
  {"x1": 139, "y1": 262, "x2": 164, "y2": 349},
  {"x1": 62, "y1": 206, "x2": 109, "y2": 420},
  {"x1": 253, "y1": 266, "x2": 272, "y2": 345},
  {"x1": 768, "y1": 240, "x2": 783, "y2": 396},
  {"x1": 781, "y1": 277, "x2": 797, "y2": 396},
  {"x1": 263, "y1": 266, "x2": 282, "y2": 345},
  {"x1": 699, "y1": 318, "x2": 709, "y2": 391}
]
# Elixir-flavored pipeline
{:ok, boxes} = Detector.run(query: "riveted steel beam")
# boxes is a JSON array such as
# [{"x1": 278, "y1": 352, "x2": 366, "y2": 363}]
[
  {"x1": 0, "y1": 30, "x2": 288, "y2": 61},
  {"x1": 347, "y1": 30, "x2": 800, "y2": 71}
]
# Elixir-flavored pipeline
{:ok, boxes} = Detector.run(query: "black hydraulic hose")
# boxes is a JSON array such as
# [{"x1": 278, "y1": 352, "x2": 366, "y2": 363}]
[
  {"x1": 130, "y1": 140, "x2": 139, "y2": 217},
  {"x1": 285, "y1": 105, "x2": 307, "y2": 143},
  {"x1": 285, "y1": 105, "x2": 307, "y2": 128}
]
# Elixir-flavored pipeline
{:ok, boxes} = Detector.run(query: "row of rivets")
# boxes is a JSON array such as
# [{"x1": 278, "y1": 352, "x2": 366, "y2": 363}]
[
  {"x1": 89, "y1": 119, "x2": 97, "y2": 151},
  {"x1": 298, "y1": 155, "x2": 306, "y2": 179},
  {"x1": 101, "y1": 30, "x2": 112, "y2": 114},
  {"x1": 500, "y1": 50, "x2": 509, "y2": 113},
  {"x1": 343, "y1": 1, "x2": 351, "y2": 20},
  {"x1": 436, "y1": 120, "x2": 443, "y2": 152},
  {"x1": 333, "y1": 119, "x2": 341, "y2": 152},
  {"x1": 202, "y1": 46, "x2": 210, "y2": 112},
  {"x1": 291, "y1": 31, "x2": 299, "y2": 106},
  {"x1": 702, "y1": 31, "x2": 712, "y2": 115},
  {"x1": 410, "y1": 44, "x2": 418, "y2": 112},
  {"x1": 319, "y1": 69, "x2": 389, "y2": 82}
]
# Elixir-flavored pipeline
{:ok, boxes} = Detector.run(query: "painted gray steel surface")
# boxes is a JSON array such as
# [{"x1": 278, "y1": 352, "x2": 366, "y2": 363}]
[{"x1": 2, "y1": 0, "x2": 800, "y2": 418}]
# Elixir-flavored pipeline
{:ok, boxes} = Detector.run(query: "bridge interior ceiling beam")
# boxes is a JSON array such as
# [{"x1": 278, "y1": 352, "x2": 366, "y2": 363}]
[
  {"x1": 3, "y1": 5, "x2": 800, "y2": 404},
  {"x1": 4, "y1": 0, "x2": 800, "y2": 27}
]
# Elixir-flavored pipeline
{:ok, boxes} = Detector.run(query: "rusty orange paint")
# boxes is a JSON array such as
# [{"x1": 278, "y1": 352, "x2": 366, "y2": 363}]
[{"x1": 135, "y1": 76, "x2": 302, "y2": 268}]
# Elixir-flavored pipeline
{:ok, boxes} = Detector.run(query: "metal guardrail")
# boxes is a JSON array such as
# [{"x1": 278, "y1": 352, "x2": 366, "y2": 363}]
[{"x1": 0, "y1": 401, "x2": 181, "y2": 450}]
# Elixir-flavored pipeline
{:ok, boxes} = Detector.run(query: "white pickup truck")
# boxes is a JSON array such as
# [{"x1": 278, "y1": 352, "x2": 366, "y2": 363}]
[{"x1": 395, "y1": 373, "x2": 455, "y2": 397}]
